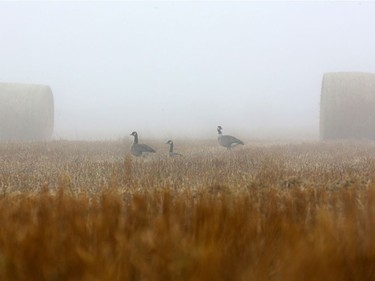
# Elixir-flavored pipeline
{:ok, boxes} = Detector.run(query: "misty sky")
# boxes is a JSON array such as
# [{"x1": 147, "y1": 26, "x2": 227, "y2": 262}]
[{"x1": 1, "y1": 1, "x2": 375, "y2": 140}]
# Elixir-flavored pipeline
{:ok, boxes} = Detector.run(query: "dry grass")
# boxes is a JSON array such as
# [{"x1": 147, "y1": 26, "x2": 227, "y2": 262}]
[{"x1": 1, "y1": 139, "x2": 375, "y2": 280}]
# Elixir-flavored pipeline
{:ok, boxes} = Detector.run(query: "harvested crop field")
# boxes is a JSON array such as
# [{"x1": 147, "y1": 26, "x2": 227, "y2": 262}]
[{"x1": 1, "y1": 139, "x2": 375, "y2": 280}]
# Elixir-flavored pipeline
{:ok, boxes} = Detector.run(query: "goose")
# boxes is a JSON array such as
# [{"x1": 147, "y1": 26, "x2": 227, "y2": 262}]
[
  {"x1": 130, "y1": 131, "x2": 156, "y2": 156},
  {"x1": 166, "y1": 140, "x2": 182, "y2": 157},
  {"x1": 217, "y1": 126, "x2": 244, "y2": 150}
]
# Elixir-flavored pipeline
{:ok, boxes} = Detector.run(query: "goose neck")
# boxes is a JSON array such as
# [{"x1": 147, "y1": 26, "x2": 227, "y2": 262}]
[{"x1": 133, "y1": 134, "x2": 138, "y2": 144}]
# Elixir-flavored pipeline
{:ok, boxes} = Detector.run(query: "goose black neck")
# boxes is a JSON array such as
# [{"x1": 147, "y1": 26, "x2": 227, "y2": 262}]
[
  {"x1": 133, "y1": 134, "x2": 138, "y2": 144},
  {"x1": 217, "y1": 128, "x2": 222, "y2": 135}
]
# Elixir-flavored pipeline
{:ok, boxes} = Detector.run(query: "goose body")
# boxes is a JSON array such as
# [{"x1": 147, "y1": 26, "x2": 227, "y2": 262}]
[
  {"x1": 130, "y1": 131, "x2": 156, "y2": 156},
  {"x1": 217, "y1": 126, "x2": 244, "y2": 149},
  {"x1": 166, "y1": 140, "x2": 182, "y2": 157}
]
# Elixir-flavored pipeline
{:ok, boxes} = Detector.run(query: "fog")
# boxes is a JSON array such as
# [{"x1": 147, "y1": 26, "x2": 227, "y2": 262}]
[{"x1": 1, "y1": 1, "x2": 375, "y2": 140}]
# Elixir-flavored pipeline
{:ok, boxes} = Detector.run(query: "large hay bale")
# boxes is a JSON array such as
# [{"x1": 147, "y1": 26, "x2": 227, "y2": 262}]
[
  {"x1": 320, "y1": 72, "x2": 375, "y2": 140},
  {"x1": 0, "y1": 83, "x2": 54, "y2": 141}
]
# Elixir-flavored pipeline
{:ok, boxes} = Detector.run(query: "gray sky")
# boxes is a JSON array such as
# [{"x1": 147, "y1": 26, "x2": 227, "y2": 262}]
[{"x1": 1, "y1": 1, "x2": 375, "y2": 140}]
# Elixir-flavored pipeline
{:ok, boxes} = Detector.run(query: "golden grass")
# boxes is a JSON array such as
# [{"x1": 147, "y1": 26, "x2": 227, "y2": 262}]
[{"x1": 1, "y1": 139, "x2": 375, "y2": 280}]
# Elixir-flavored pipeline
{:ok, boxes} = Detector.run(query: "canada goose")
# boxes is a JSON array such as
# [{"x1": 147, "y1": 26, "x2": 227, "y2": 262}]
[
  {"x1": 166, "y1": 140, "x2": 182, "y2": 157},
  {"x1": 130, "y1": 131, "x2": 156, "y2": 156},
  {"x1": 217, "y1": 126, "x2": 244, "y2": 150}
]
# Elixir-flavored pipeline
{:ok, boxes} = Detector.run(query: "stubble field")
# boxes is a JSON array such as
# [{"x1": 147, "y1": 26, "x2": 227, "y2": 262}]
[{"x1": 1, "y1": 139, "x2": 375, "y2": 280}]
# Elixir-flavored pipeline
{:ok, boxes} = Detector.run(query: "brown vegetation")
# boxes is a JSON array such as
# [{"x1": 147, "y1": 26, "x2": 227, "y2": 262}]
[{"x1": 1, "y1": 139, "x2": 375, "y2": 280}]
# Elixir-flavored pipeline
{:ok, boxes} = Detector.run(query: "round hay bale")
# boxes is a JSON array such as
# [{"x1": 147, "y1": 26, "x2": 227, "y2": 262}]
[
  {"x1": 0, "y1": 83, "x2": 54, "y2": 141},
  {"x1": 320, "y1": 72, "x2": 375, "y2": 140}
]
